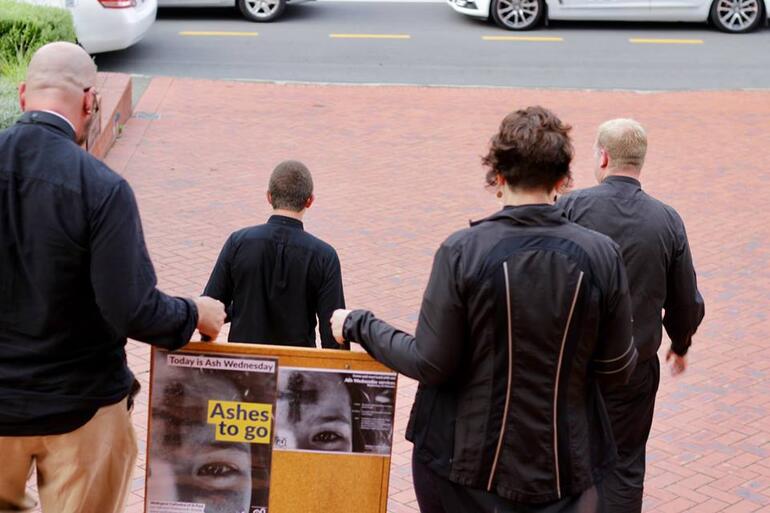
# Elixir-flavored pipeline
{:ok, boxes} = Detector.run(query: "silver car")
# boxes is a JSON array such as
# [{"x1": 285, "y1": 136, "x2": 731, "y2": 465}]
[{"x1": 449, "y1": 0, "x2": 769, "y2": 33}]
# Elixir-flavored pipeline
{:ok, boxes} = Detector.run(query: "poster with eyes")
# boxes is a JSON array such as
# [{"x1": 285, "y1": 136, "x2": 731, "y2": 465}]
[
  {"x1": 146, "y1": 350, "x2": 278, "y2": 513},
  {"x1": 273, "y1": 368, "x2": 396, "y2": 455}
]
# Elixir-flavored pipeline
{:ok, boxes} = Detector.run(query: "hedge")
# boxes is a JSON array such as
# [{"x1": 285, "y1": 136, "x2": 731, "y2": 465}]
[
  {"x1": 0, "y1": 0, "x2": 77, "y2": 129},
  {"x1": 0, "y1": 0, "x2": 77, "y2": 69}
]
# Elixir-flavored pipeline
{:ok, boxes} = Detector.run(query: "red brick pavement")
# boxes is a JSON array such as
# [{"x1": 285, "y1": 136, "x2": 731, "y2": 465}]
[{"x1": 31, "y1": 79, "x2": 770, "y2": 513}]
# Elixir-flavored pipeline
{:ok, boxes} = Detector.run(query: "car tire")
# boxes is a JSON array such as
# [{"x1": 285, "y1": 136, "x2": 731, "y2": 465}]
[
  {"x1": 490, "y1": 0, "x2": 544, "y2": 30},
  {"x1": 237, "y1": 0, "x2": 286, "y2": 22},
  {"x1": 710, "y1": 0, "x2": 764, "y2": 32}
]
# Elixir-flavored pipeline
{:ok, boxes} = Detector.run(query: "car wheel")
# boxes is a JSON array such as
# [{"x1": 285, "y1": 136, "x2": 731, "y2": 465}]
[
  {"x1": 490, "y1": 0, "x2": 544, "y2": 30},
  {"x1": 710, "y1": 0, "x2": 764, "y2": 32},
  {"x1": 237, "y1": 0, "x2": 286, "y2": 22}
]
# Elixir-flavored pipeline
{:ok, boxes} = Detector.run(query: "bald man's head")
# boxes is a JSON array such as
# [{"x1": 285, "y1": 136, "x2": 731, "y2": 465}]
[
  {"x1": 25, "y1": 42, "x2": 97, "y2": 94},
  {"x1": 20, "y1": 42, "x2": 99, "y2": 145}
]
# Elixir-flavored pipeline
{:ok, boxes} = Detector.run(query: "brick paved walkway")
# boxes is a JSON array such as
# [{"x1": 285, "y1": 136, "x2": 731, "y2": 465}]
[{"x1": 48, "y1": 79, "x2": 770, "y2": 512}]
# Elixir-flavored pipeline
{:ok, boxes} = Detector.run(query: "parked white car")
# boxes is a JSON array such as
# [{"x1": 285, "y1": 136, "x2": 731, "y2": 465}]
[
  {"x1": 157, "y1": 0, "x2": 290, "y2": 22},
  {"x1": 16, "y1": 0, "x2": 156, "y2": 54},
  {"x1": 450, "y1": 0, "x2": 769, "y2": 32}
]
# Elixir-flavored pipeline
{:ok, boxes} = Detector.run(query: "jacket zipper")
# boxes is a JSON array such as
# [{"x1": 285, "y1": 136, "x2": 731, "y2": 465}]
[
  {"x1": 552, "y1": 271, "x2": 584, "y2": 499},
  {"x1": 487, "y1": 261, "x2": 514, "y2": 491}
]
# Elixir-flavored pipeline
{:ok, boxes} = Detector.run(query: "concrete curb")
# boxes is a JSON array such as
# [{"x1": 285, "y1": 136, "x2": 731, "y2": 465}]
[{"x1": 88, "y1": 72, "x2": 132, "y2": 160}]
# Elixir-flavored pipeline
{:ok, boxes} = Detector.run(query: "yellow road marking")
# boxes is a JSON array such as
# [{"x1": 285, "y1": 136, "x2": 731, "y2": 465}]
[
  {"x1": 179, "y1": 31, "x2": 259, "y2": 37},
  {"x1": 629, "y1": 38, "x2": 703, "y2": 44},
  {"x1": 329, "y1": 33, "x2": 411, "y2": 39},
  {"x1": 482, "y1": 35, "x2": 563, "y2": 42}
]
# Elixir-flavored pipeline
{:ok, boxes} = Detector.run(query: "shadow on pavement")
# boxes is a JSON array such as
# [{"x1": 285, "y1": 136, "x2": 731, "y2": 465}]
[
  {"x1": 156, "y1": 3, "x2": 328, "y2": 22},
  {"x1": 157, "y1": 6, "x2": 242, "y2": 20}
]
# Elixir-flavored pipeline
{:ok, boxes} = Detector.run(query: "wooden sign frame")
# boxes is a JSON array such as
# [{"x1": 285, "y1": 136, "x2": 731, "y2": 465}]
[{"x1": 145, "y1": 342, "x2": 397, "y2": 513}]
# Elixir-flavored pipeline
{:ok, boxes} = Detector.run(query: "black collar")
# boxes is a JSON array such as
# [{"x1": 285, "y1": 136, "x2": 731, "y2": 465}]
[
  {"x1": 268, "y1": 215, "x2": 304, "y2": 229},
  {"x1": 603, "y1": 175, "x2": 641, "y2": 187},
  {"x1": 471, "y1": 203, "x2": 568, "y2": 227},
  {"x1": 17, "y1": 111, "x2": 77, "y2": 142}
]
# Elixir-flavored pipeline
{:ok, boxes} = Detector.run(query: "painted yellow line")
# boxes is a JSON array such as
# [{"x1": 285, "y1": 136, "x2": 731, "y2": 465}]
[
  {"x1": 179, "y1": 31, "x2": 259, "y2": 37},
  {"x1": 329, "y1": 33, "x2": 411, "y2": 39},
  {"x1": 629, "y1": 38, "x2": 703, "y2": 44},
  {"x1": 482, "y1": 35, "x2": 563, "y2": 42}
]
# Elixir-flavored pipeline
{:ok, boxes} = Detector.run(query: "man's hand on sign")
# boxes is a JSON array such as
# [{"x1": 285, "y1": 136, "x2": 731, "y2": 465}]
[
  {"x1": 666, "y1": 349, "x2": 687, "y2": 377},
  {"x1": 331, "y1": 309, "x2": 353, "y2": 346},
  {"x1": 194, "y1": 296, "x2": 226, "y2": 341}
]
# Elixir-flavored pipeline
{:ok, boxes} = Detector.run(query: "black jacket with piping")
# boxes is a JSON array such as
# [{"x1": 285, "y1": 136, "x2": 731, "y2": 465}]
[{"x1": 343, "y1": 204, "x2": 638, "y2": 503}]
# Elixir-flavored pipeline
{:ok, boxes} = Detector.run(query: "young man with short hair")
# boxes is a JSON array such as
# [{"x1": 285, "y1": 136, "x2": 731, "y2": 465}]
[{"x1": 204, "y1": 160, "x2": 346, "y2": 348}]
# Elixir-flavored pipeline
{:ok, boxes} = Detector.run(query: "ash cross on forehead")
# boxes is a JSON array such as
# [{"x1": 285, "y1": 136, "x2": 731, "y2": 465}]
[{"x1": 281, "y1": 373, "x2": 318, "y2": 423}]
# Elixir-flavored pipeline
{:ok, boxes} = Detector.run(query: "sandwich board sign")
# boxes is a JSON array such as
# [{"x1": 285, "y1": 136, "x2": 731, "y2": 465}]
[{"x1": 145, "y1": 342, "x2": 397, "y2": 513}]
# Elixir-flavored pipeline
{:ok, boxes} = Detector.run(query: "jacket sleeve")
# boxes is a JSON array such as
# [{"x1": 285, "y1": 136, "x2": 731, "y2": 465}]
[
  {"x1": 663, "y1": 220, "x2": 705, "y2": 356},
  {"x1": 343, "y1": 243, "x2": 466, "y2": 386},
  {"x1": 592, "y1": 246, "x2": 638, "y2": 385},
  {"x1": 89, "y1": 180, "x2": 197, "y2": 350},
  {"x1": 317, "y1": 250, "x2": 347, "y2": 350},
  {"x1": 203, "y1": 234, "x2": 235, "y2": 321}
]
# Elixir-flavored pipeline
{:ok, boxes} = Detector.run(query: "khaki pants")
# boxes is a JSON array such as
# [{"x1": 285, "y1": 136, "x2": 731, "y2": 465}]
[{"x1": 0, "y1": 399, "x2": 137, "y2": 513}]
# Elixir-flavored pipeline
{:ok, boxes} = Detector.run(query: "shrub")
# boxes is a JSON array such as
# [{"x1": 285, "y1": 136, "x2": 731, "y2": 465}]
[
  {"x1": 0, "y1": 78, "x2": 20, "y2": 130},
  {"x1": 0, "y1": 0, "x2": 77, "y2": 129},
  {"x1": 0, "y1": 0, "x2": 77, "y2": 69}
]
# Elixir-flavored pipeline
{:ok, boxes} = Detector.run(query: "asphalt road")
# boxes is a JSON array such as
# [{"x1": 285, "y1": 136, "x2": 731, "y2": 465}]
[{"x1": 96, "y1": 2, "x2": 770, "y2": 90}]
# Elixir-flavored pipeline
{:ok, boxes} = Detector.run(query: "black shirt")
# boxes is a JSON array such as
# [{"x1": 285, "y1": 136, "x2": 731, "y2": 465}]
[
  {"x1": 558, "y1": 175, "x2": 705, "y2": 361},
  {"x1": 0, "y1": 112, "x2": 197, "y2": 436},
  {"x1": 204, "y1": 215, "x2": 345, "y2": 348}
]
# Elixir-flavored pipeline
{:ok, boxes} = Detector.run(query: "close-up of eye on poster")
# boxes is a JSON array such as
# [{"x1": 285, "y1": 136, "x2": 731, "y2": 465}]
[
  {"x1": 146, "y1": 350, "x2": 278, "y2": 513},
  {"x1": 273, "y1": 368, "x2": 397, "y2": 456}
]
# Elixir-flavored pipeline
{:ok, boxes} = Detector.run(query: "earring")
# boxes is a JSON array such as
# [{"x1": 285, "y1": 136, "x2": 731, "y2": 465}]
[{"x1": 496, "y1": 190, "x2": 503, "y2": 199}]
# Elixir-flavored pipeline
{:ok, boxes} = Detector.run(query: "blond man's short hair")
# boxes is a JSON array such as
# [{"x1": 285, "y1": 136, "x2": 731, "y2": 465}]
[{"x1": 596, "y1": 119, "x2": 647, "y2": 170}]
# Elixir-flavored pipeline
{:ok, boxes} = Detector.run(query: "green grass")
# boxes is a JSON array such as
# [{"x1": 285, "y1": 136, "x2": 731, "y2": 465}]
[
  {"x1": 0, "y1": 77, "x2": 20, "y2": 130},
  {"x1": 0, "y1": 0, "x2": 77, "y2": 130}
]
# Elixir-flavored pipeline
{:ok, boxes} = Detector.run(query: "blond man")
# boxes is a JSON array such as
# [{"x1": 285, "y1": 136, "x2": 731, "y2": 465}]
[{"x1": 558, "y1": 119, "x2": 704, "y2": 513}]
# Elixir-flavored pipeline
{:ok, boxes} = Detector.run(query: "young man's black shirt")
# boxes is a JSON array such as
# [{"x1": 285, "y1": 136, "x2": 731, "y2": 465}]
[{"x1": 204, "y1": 215, "x2": 345, "y2": 348}]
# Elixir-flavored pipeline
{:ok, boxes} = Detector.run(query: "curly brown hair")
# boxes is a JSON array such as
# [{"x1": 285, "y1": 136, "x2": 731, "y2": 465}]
[{"x1": 482, "y1": 106, "x2": 573, "y2": 191}]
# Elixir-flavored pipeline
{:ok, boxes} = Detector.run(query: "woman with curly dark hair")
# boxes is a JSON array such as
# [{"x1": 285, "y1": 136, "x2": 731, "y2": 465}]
[{"x1": 332, "y1": 106, "x2": 638, "y2": 513}]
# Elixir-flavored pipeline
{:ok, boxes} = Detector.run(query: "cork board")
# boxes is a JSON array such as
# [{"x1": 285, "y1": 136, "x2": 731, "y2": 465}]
[{"x1": 145, "y1": 342, "x2": 396, "y2": 513}]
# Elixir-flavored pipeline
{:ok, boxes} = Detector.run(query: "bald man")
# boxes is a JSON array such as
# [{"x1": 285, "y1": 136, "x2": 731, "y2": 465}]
[
  {"x1": 0, "y1": 42, "x2": 226, "y2": 513},
  {"x1": 558, "y1": 119, "x2": 705, "y2": 513}
]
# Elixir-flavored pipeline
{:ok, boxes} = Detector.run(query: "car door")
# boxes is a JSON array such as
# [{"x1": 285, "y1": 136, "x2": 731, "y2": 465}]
[
  {"x1": 647, "y1": 0, "x2": 711, "y2": 21},
  {"x1": 547, "y1": 0, "x2": 651, "y2": 20},
  {"x1": 158, "y1": 0, "x2": 233, "y2": 7}
]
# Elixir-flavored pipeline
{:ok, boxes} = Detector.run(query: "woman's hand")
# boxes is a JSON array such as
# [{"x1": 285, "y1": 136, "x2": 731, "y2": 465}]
[{"x1": 331, "y1": 309, "x2": 353, "y2": 346}]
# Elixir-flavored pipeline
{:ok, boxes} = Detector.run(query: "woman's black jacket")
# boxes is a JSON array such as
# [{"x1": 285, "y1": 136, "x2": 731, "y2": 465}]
[{"x1": 343, "y1": 204, "x2": 638, "y2": 504}]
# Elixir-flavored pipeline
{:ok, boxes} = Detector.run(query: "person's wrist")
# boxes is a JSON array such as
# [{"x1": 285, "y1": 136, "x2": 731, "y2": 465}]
[
  {"x1": 188, "y1": 297, "x2": 200, "y2": 327},
  {"x1": 342, "y1": 311, "x2": 355, "y2": 343},
  {"x1": 671, "y1": 345, "x2": 688, "y2": 358}
]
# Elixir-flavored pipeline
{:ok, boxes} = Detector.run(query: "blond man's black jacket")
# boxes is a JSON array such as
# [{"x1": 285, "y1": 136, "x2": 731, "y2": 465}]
[
  {"x1": 558, "y1": 176, "x2": 704, "y2": 362},
  {"x1": 343, "y1": 204, "x2": 638, "y2": 504}
]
